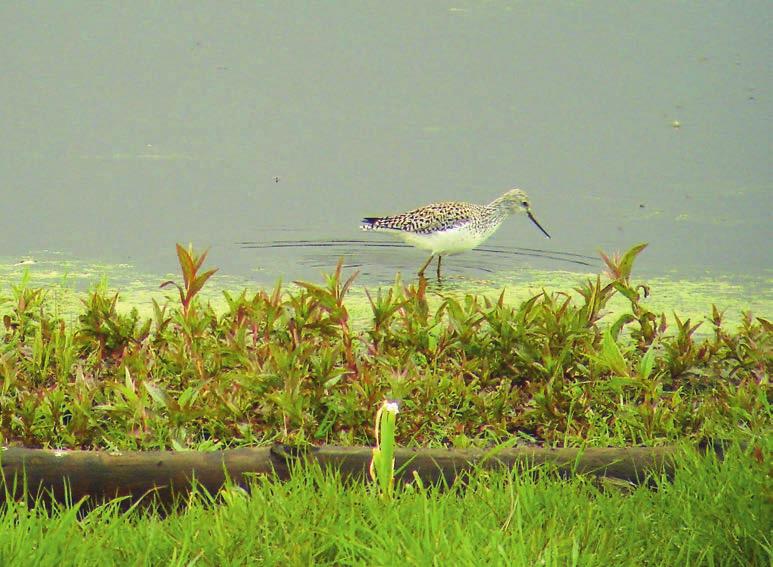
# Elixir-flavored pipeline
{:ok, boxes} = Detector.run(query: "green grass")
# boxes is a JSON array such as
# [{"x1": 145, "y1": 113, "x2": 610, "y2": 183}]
[{"x1": 1, "y1": 442, "x2": 768, "y2": 566}]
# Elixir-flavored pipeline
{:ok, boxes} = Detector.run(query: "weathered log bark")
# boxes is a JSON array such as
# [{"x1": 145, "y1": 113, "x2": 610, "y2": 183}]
[{"x1": 0, "y1": 444, "x2": 678, "y2": 507}]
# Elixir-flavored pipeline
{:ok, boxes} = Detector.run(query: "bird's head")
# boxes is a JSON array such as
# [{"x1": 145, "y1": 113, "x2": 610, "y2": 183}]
[
  {"x1": 490, "y1": 188, "x2": 551, "y2": 239},
  {"x1": 493, "y1": 188, "x2": 533, "y2": 214}
]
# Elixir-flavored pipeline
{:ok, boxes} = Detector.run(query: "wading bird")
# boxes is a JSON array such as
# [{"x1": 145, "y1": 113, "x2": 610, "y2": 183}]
[{"x1": 360, "y1": 188, "x2": 551, "y2": 279}]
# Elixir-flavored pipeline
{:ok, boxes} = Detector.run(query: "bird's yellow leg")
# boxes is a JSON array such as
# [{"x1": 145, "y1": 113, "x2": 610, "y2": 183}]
[{"x1": 418, "y1": 255, "x2": 434, "y2": 277}]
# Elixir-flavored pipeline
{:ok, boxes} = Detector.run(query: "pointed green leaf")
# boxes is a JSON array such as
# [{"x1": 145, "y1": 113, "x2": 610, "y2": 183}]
[
  {"x1": 176, "y1": 243, "x2": 195, "y2": 288},
  {"x1": 193, "y1": 248, "x2": 210, "y2": 273},
  {"x1": 612, "y1": 281, "x2": 640, "y2": 303},
  {"x1": 601, "y1": 327, "x2": 629, "y2": 376},
  {"x1": 187, "y1": 268, "x2": 218, "y2": 302},
  {"x1": 610, "y1": 313, "x2": 635, "y2": 339},
  {"x1": 144, "y1": 381, "x2": 171, "y2": 409},
  {"x1": 639, "y1": 346, "x2": 656, "y2": 380},
  {"x1": 618, "y1": 243, "x2": 648, "y2": 280}
]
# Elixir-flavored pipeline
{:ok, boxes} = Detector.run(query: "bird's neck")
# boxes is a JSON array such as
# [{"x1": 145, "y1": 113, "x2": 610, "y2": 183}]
[{"x1": 484, "y1": 198, "x2": 513, "y2": 221}]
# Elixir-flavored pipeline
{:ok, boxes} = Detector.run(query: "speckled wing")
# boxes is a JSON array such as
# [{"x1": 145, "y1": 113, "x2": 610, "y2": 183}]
[{"x1": 361, "y1": 202, "x2": 482, "y2": 234}]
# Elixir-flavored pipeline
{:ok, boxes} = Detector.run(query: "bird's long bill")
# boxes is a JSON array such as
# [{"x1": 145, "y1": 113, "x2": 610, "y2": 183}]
[{"x1": 527, "y1": 211, "x2": 551, "y2": 239}]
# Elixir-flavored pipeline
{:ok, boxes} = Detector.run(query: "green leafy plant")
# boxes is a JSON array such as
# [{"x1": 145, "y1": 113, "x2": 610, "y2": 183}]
[
  {"x1": 0, "y1": 243, "x2": 769, "y2": 450},
  {"x1": 160, "y1": 244, "x2": 218, "y2": 319}
]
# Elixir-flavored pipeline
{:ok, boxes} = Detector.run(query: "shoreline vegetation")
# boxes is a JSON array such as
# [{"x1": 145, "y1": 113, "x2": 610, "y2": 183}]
[
  {"x1": 0, "y1": 242, "x2": 769, "y2": 565},
  {"x1": 0, "y1": 243, "x2": 768, "y2": 451}
]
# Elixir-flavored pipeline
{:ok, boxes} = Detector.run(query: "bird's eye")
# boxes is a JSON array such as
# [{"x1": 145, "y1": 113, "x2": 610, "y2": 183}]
[{"x1": 521, "y1": 201, "x2": 529, "y2": 207}]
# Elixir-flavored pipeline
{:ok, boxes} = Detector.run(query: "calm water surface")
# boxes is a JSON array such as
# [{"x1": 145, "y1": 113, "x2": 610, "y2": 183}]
[{"x1": 1, "y1": 2, "x2": 770, "y2": 290}]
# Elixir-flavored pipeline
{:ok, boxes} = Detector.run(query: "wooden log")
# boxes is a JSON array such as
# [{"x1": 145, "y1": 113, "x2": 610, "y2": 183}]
[{"x1": 0, "y1": 444, "x2": 679, "y2": 507}]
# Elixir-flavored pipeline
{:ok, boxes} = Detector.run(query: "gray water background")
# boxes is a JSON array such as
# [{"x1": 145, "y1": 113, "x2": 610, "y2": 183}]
[{"x1": 2, "y1": 2, "x2": 770, "y2": 287}]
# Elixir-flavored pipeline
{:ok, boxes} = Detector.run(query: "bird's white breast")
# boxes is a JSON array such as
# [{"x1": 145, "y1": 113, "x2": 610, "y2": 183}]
[{"x1": 400, "y1": 224, "x2": 495, "y2": 255}]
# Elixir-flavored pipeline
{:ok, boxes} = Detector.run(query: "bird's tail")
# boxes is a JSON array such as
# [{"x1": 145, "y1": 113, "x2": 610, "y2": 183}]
[{"x1": 360, "y1": 217, "x2": 382, "y2": 231}]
